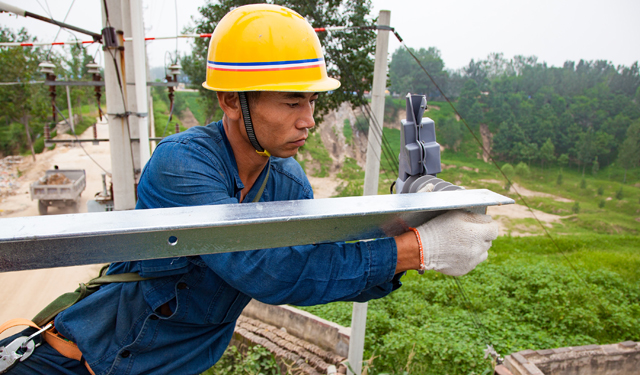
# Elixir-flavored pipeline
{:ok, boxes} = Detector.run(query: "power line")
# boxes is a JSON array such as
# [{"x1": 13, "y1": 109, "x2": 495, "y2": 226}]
[{"x1": 46, "y1": 0, "x2": 77, "y2": 60}]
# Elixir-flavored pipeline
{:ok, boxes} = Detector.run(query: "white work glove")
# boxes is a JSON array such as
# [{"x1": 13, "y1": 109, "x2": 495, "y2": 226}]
[{"x1": 415, "y1": 210, "x2": 499, "y2": 276}]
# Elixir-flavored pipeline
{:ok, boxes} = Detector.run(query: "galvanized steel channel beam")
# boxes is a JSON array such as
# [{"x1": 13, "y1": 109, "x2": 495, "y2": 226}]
[{"x1": 0, "y1": 190, "x2": 513, "y2": 273}]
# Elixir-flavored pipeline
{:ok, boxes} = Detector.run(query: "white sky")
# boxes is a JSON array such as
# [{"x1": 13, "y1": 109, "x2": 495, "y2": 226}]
[{"x1": 1, "y1": 0, "x2": 638, "y2": 73}]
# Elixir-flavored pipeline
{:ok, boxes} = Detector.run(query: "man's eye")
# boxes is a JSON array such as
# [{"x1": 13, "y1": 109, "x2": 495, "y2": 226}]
[{"x1": 287, "y1": 103, "x2": 299, "y2": 108}]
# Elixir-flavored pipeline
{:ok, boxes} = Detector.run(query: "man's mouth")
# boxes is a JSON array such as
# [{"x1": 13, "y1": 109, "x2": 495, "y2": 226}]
[{"x1": 290, "y1": 137, "x2": 307, "y2": 147}]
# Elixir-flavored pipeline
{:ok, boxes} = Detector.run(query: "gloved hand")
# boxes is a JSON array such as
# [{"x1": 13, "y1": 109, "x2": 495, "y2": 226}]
[{"x1": 415, "y1": 210, "x2": 499, "y2": 276}]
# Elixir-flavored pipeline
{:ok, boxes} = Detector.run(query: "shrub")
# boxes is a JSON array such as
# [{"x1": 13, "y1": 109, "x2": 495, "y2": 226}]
[
  {"x1": 504, "y1": 181, "x2": 512, "y2": 191},
  {"x1": 572, "y1": 201, "x2": 580, "y2": 214},
  {"x1": 556, "y1": 173, "x2": 563, "y2": 186},
  {"x1": 515, "y1": 162, "x2": 530, "y2": 178},
  {"x1": 501, "y1": 163, "x2": 514, "y2": 180},
  {"x1": 354, "y1": 115, "x2": 369, "y2": 132},
  {"x1": 616, "y1": 187, "x2": 624, "y2": 200},
  {"x1": 580, "y1": 179, "x2": 587, "y2": 189},
  {"x1": 598, "y1": 200, "x2": 605, "y2": 208},
  {"x1": 202, "y1": 345, "x2": 279, "y2": 375},
  {"x1": 343, "y1": 119, "x2": 353, "y2": 145},
  {"x1": 597, "y1": 186, "x2": 604, "y2": 195}
]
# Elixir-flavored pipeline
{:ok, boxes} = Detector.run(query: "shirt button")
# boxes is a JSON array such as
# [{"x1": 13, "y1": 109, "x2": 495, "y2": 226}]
[
  {"x1": 149, "y1": 315, "x2": 159, "y2": 320},
  {"x1": 177, "y1": 282, "x2": 188, "y2": 290},
  {"x1": 121, "y1": 350, "x2": 131, "y2": 358}
]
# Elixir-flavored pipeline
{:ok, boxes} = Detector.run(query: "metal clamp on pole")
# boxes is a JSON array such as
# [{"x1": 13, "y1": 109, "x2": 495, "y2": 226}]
[
  {"x1": 102, "y1": 26, "x2": 118, "y2": 49},
  {"x1": 395, "y1": 93, "x2": 464, "y2": 194}
]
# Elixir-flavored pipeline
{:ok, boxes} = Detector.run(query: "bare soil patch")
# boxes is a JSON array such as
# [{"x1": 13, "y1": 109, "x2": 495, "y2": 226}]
[
  {"x1": 180, "y1": 107, "x2": 200, "y2": 128},
  {"x1": 307, "y1": 175, "x2": 342, "y2": 199}
]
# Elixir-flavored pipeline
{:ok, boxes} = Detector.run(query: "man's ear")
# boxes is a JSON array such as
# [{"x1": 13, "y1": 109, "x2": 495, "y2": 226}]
[{"x1": 217, "y1": 92, "x2": 241, "y2": 121}]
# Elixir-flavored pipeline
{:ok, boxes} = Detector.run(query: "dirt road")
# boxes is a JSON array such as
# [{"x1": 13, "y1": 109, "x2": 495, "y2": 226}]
[{"x1": 0, "y1": 120, "x2": 110, "y2": 339}]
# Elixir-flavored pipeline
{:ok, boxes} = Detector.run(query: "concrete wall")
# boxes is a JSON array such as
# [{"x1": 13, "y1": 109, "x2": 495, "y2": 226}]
[
  {"x1": 505, "y1": 341, "x2": 640, "y2": 375},
  {"x1": 241, "y1": 300, "x2": 351, "y2": 358}
]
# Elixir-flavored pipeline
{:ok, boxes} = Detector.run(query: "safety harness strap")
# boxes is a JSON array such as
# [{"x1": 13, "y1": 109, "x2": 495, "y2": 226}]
[
  {"x1": 33, "y1": 267, "x2": 154, "y2": 327},
  {"x1": 238, "y1": 92, "x2": 270, "y2": 157},
  {"x1": 0, "y1": 319, "x2": 95, "y2": 375},
  {"x1": 253, "y1": 163, "x2": 270, "y2": 203}
]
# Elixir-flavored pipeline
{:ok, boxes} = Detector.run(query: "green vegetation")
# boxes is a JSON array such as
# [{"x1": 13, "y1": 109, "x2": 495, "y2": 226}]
[
  {"x1": 354, "y1": 114, "x2": 369, "y2": 133},
  {"x1": 343, "y1": 119, "x2": 354, "y2": 145},
  {"x1": 299, "y1": 131, "x2": 332, "y2": 177},
  {"x1": 152, "y1": 87, "x2": 188, "y2": 138},
  {"x1": 174, "y1": 91, "x2": 208, "y2": 125},
  {"x1": 298, "y1": 235, "x2": 640, "y2": 374},
  {"x1": 334, "y1": 157, "x2": 364, "y2": 197},
  {"x1": 202, "y1": 345, "x2": 279, "y2": 375},
  {"x1": 0, "y1": 26, "x2": 109, "y2": 158}
]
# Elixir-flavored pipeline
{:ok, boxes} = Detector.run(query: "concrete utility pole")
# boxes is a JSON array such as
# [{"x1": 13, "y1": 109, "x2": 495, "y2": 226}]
[
  {"x1": 101, "y1": 0, "x2": 136, "y2": 210},
  {"x1": 128, "y1": 0, "x2": 151, "y2": 169},
  {"x1": 348, "y1": 10, "x2": 391, "y2": 375},
  {"x1": 65, "y1": 80, "x2": 75, "y2": 133}
]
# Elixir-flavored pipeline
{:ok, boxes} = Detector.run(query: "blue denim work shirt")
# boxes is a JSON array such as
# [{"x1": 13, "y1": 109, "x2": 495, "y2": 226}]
[{"x1": 54, "y1": 120, "x2": 401, "y2": 375}]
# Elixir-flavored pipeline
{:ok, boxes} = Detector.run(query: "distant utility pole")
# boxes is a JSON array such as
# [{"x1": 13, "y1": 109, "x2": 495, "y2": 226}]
[
  {"x1": 101, "y1": 0, "x2": 136, "y2": 210},
  {"x1": 65, "y1": 78, "x2": 75, "y2": 133},
  {"x1": 123, "y1": 0, "x2": 151, "y2": 171},
  {"x1": 349, "y1": 10, "x2": 391, "y2": 375}
]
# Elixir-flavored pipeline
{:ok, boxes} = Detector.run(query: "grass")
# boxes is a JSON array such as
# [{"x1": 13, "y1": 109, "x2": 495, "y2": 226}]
[
  {"x1": 153, "y1": 95, "x2": 187, "y2": 138},
  {"x1": 299, "y1": 131, "x2": 332, "y2": 177},
  {"x1": 297, "y1": 234, "x2": 640, "y2": 374},
  {"x1": 175, "y1": 91, "x2": 207, "y2": 125},
  {"x1": 343, "y1": 119, "x2": 353, "y2": 145}
]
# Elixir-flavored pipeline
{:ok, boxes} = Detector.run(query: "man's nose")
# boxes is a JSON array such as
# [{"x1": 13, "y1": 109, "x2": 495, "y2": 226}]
[{"x1": 296, "y1": 102, "x2": 316, "y2": 129}]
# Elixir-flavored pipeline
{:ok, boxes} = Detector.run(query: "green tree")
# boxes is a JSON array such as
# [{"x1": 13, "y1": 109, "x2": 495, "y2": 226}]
[
  {"x1": 389, "y1": 46, "x2": 448, "y2": 99},
  {"x1": 617, "y1": 120, "x2": 640, "y2": 183},
  {"x1": 61, "y1": 44, "x2": 95, "y2": 121},
  {"x1": 518, "y1": 142, "x2": 538, "y2": 165},
  {"x1": 493, "y1": 121, "x2": 526, "y2": 162},
  {"x1": 558, "y1": 153, "x2": 569, "y2": 172},
  {"x1": 182, "y1": 0, "x2": 377, "y2": 125},
  {"x1": 457, "y1": 79, "x2": 484, "y2": 128},
  {"x1": 0, "y1": 27, "x2": 49, "y2": 159},
  {"x1": 539, "y1": 138, "x2": 555, "y2": 172},
  {"x1": 437, "y1": 116, "x2": 464, "y2": 151},
  {"x1": 576, "y1": 128, "x2": 613, "y2": 177},
  {"x1": 515, "y1": 161, "x2": 531, "y2": 179}
]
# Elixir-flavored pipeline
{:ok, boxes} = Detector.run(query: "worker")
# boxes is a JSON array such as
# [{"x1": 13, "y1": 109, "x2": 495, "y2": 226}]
[{"x1": 0, "y1": 4, "x2": 498, "y2": 374}]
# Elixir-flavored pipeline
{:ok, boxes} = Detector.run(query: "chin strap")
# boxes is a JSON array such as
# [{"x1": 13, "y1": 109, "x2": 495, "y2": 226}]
[{"x1": 238, "y1": 92, "x2": 270, "y2": 157}]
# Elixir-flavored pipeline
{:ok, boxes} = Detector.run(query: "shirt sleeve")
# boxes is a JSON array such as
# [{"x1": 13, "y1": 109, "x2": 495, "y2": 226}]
[
  {"x1": 137, "y1": 137, "x2": 401, "y2": 305},
  {"x1": 136, "y1": 139, "x2": 237, "y2": 209},
  {"x1": 200, "y1": 239, "x2": 398, "y2": 306}
]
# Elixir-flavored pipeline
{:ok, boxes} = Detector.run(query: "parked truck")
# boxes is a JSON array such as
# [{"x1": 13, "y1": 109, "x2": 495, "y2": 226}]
[{"x1": 30, "y1": 169, "x2": 86, "y2": 215}]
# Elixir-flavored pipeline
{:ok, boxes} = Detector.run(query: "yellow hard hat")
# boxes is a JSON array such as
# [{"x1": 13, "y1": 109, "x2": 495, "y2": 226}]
[{"x1": 202, "y1": 4, "x2": 341, "y2": 93}]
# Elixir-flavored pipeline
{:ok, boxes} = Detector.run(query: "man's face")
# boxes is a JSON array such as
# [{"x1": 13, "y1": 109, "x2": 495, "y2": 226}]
[{"x1": 247, "y1": 91, "x2": 318, "y2": 158}]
